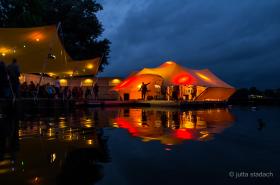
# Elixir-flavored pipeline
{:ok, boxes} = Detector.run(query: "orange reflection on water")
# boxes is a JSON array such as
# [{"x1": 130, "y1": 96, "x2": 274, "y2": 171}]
[{"x1": 113, "y1": 108, "x2": 235, "y2": 144}]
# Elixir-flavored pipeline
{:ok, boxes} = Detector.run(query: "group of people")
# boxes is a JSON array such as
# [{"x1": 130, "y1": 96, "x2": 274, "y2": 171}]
[
  {"x1": 0, "y1": 58, "x2": 100, "y2": 100},
  {"x1": 19, "y1": 82, "x2": 100, "y2": 100},
  {"x1": 0, "y1": 59, "x2": 20, "y2": 98}
]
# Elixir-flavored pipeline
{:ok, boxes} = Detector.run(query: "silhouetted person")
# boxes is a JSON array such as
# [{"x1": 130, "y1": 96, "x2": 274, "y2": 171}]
[
  {"x1": 172, "y1": 86, "x2": 179, "y2": 101},
  {"x1": 0, "y1": 61, "x2": 10, "y2": 98},
  {"x1": 55, "y1": 76, "x2": 61, "y2": 97},
  {"x1": 257, "y1": 118, "x2": 266, "y2": 131},
  {"x1": 139, "y1": 82, "x2": 150, "y2": 100},
  {"x1": 28, "y1": 81, "x2": 36, "y2": 97},
  {"x1": 191, "y1": 86, "x2": 197, "y2": 100},
  {"x1": 7, "y1": 59, "x2": 20, "y2": 97},
  {"x1": 160, "y1": 83, "x2": 167, "y2": 100},
  {"x1": 93, "y1": 84, "x2": 99, "y2": 100},
  {"x1": 85, "y1": 88, "x2": 91, "y2": 99}
]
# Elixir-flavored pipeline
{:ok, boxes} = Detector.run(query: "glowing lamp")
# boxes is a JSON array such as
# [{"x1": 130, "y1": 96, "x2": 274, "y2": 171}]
[
  {"x1": 84, "y1": 79, "x2": 93, "y2": 83},
  {"x1": 36, "y1": 38, "x2": 40, "y2": 42},
  {"x1": 112, "y1": 79, "x2": 121, "y2": 84},
  {"x1": 82, "y1": 79, "x2": 93, "y2": 86},
  {"x1": 86, "y1": 64, "x2": 94, "y2": 69},
  {"x1": 59, "y1": 79, "x2": 68, "y2": 86},
  {"x1": 1, "y1": 53, "x2": 6, "y2": 56},
  {"x1": 87, "y1": 140, "x2": 93, "y2": 145}
]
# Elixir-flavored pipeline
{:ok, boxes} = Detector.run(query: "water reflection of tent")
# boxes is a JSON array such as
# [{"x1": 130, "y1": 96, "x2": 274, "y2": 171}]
[
  {"x1": 113, "y1": 108, "x2": 235, "y2": 145},
  {"x1": 114, "y1": 61, "x2": 235, "y2": 101},
  {"x1": 0, "y1": 25, "x2": 100, "y2": 77}
]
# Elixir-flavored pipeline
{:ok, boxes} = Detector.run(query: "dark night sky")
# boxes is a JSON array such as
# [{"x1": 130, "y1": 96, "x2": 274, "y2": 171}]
[{"x1": 97, "y1": 0, "x2": 280, "y2": 89}]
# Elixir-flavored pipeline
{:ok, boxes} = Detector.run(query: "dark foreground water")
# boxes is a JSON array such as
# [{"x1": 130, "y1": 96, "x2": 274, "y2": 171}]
[{"x1": 0, "y1": 106, "x2": 279, "y2": 185}]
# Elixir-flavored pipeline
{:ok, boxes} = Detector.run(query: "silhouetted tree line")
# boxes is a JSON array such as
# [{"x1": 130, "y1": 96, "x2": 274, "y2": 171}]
[
  {"x1": 229, "y1": 87, "x2": 280, "y2": 104},
  {"x1": 0, "y1": 0, "x2": 110, "y2": 71}
]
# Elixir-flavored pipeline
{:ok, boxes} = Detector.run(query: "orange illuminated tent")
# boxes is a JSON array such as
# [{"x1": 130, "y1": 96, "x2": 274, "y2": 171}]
[
  {"x1": 0, "y1": 25, "x2": 100, "y2": 77},
  {"x1": 114, "y1": 61, "x2": 236, "y2": 101}
]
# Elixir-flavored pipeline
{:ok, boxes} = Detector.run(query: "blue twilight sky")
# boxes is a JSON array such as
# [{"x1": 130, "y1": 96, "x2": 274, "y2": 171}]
[{"x1": 96, "y1": 0, "x2": 280, "y2": 89}]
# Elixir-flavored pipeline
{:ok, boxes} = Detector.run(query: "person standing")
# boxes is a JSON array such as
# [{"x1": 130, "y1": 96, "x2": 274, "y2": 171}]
[
  {"x1": 93, "y1": 83, "x2": 99, "y2": 100},
  {"x1": 0, "y1": 61, "x2": 10, "y2": 98},
  {"x1": 139, "y1": 82, "x2": 150, "y2": 100},
  {"x1": 55, "y1": 76, "x2": 61, "y2": 97},
  {"x1": 7, "y1": 59, "x2": 20, "y2": 97}
]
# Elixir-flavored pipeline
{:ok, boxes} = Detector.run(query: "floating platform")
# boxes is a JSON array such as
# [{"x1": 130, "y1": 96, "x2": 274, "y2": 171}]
[
  {"x1": 0, "y1": 98, "x2": 228, "y2": 112},
  {"x1": 86, "y1": 100, "x2": 228, "y2": 108}
]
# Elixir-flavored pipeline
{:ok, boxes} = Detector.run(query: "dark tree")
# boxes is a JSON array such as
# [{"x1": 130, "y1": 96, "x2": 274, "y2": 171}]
[{"x1": 0, "y1": 0, "x2": 110, "y2": 72}]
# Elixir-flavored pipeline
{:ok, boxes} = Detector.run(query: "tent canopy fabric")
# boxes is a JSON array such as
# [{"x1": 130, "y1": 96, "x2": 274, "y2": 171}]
[
  {"x1": 0, "y1": 25, "x2": 100, "y2": 77},
  {"x1": 114, "y1": 61, "x2": 236, "y2": 101},
  {"x1": 136, "y1": 61, "x2": 234, "y2": 88}
]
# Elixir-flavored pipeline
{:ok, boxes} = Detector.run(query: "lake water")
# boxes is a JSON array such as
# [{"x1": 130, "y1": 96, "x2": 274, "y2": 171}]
[{"x1": 0, "y1": 106, "x2": 279, "y2": 185}]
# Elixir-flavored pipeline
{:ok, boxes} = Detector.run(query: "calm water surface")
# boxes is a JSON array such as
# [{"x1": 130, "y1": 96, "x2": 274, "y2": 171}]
[{"x1": 0, "y1": 106, "x2": 279, "y2": 185}]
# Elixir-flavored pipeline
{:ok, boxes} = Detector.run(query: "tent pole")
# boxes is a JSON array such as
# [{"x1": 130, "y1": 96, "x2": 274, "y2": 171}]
[
  {"x1": 90, "y1": 54, "x2": 104, "y2": 99},
  {"x1": 34, "y1": 58, "x2": 48, "y2": 102},
  {"x1": 5, "y1": 69, "x2": 16, "y2": 104}
]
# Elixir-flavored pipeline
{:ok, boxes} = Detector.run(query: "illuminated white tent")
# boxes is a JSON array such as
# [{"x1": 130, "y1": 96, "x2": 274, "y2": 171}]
[
  {"x1": 0, "y1": 25, "x2": 100, "y2": 77},
  {"x1": 114, "y1": 61, "x2": 236, "y2": 101}
]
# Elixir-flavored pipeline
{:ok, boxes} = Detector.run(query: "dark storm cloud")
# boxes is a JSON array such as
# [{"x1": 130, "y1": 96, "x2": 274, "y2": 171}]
[{"x1": 97, "y1": 0, "x2": 280, "y2": 88}]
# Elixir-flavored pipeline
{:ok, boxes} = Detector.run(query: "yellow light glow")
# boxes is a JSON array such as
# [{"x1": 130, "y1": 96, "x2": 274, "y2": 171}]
[
  {"x1": 87, "y1": 139, "x2": 93, "y2": 145},
  {"x1": 65, "y1": 71, "x2": 74, "y2": 76},
  {"x1": 0, "y1": 47, "x2": 11, "y2": 56},
  {"x1": 185, "y1": 121, "x2": 195, "y2": 129},
  {"x1": 165, "y1": 61, "x2": 174, "y2": 64},
  {"x1": 0, "y1": 160, "x2": 11, "y2": 166},
  {"x1": 50, "y1": 153, "x2": 56, "y2": 163},
  {"x1": 0, "y1": 169, "x2": 10, "y2": 174},
  {"x1": 59, "y1": 79, "x2": 68, "y2": 86},
  {"x1": 85, "y1": 79, "x2": 93, "y2": 83},
  {"x1": 197, "y1": 72, "x2": 210, "y2": 81},
  {"x1": 84, "y1": 123, "x2": 92, "y2": 128},
  {"x1": 112, "y1": 79, "x2": 121, "y2": 84},
  {"x1": 86, "y1": 64, "x2": 94, "y2": 69},
  {"x1": 137, "y1": 84, "x2": 142, "y2": 89},
  {"x1": 19, "y1": 74, "x2": 26, "y2": 83},
  {"x1": 28, "y1": 31, "x2": 45, "y2": 42},
  {"x1": 48, "y1": 73, "x2": 56, "y2": 77},
  {"x1": 82, "y1": 79, "x2": 93, "y2": 86}
]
